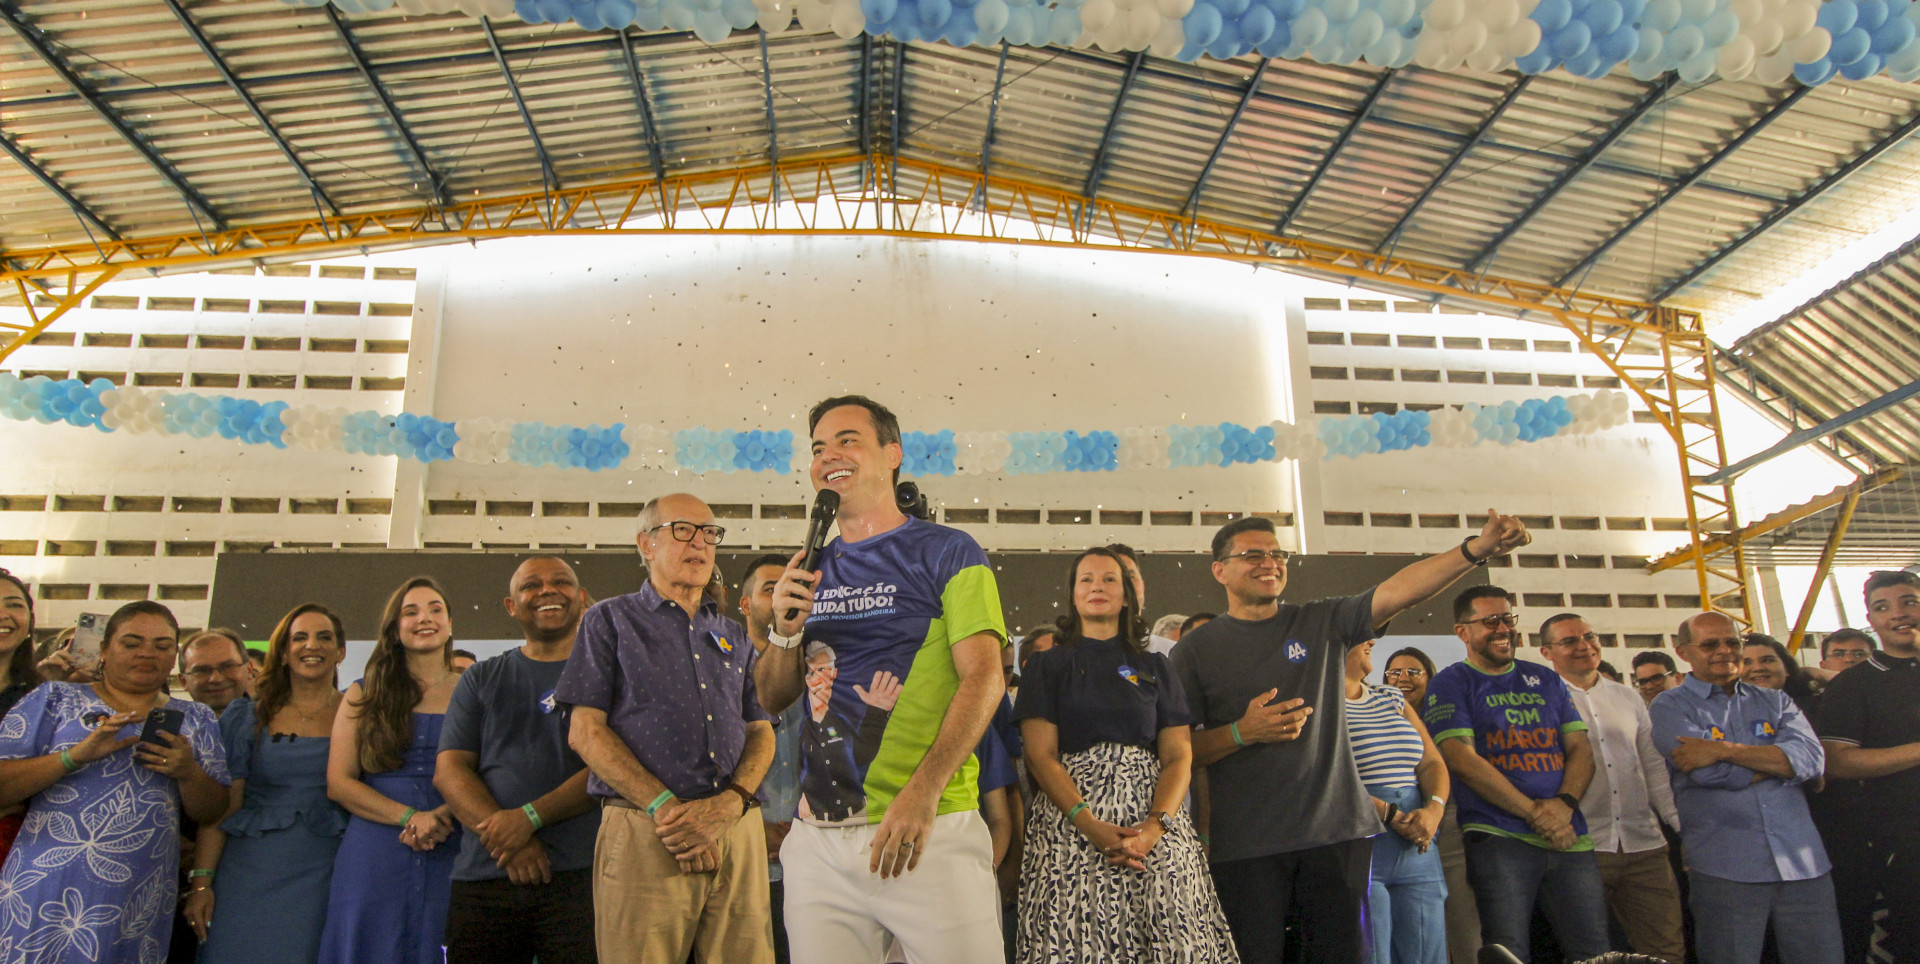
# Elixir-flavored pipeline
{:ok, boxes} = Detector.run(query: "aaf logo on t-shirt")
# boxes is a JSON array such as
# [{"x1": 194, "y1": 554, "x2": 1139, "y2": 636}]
[
  {"x1": 1118, "y1": 665, "x2": 1140, "y2": 686},
  {"x1": 1752, "y1": 720, "x2": 1777, "y2": 740},
  {"x1": 539, "y1": 689, "x2": 558, "y2": 715},
  {"x1": 1285, "y1": 641, "x2": 1308, "y2": 663},
  {"x1": 1523, "y1": 674, "x2": 1542, "y2": 687},
  {"x1": 1707, "y1": 725, "x2": 1727, "y2": 741}
]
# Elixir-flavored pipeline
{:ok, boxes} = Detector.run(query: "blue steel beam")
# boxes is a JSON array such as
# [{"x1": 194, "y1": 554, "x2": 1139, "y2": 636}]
[
  {"x1": 0, "y1": 0, "x2": 225, "y2": 230},
  {"x1": 1704, "y1": 376, "x2": 1920, "y2": 484},
  {"x1": 325, "y1": 6, "x2": 446, "y2": 209},
  {"x1": 616, "y1": 30, "x2": 669, "y2": 190},
  {"x1": 1652, "y1": 107, "x2": 1920, "y2": 303},
  {"x1": 481, "y1": 17, "x2": 560, "y2": 193},
  {"x1": 979, "y1": 41, "x2": 1010, "y2": 183},
  {"x1": 1556, "y1": 86, "x2": 1811, "y2": 289},
  {"x1": 1083, "y1": 51, "x2": 1144, "y2": 203},
  {"x1": 1465, "y1": 75, "x2": 1677, "y2": 273},
  {"x1": 889, "y1": 42, "x2": 905, "y2": 168},
  {"x1": 858, "y1": 35, "x2": 874, "y2": 156},
  {"x1": 1376, "y1": 75, "x2": 1531, "y2": 253},
  {"x1": 162, "y1": 0, "x2": 338, "y2": 218},
  {"x1": 1184, "y1": 60, "x2": 1269, "y2": 216},
  {"x1": 1274, "y1": 69, "x2": 1394, "y2": 236},
  {"x1": 761, "y1": 30, "x2": 780, "y2": 205},
  {"x1": 0, "y1": 128, "x2": 119, "y2": 241}
]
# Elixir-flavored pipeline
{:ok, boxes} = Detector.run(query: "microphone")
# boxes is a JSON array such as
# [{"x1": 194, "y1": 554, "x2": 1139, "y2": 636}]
[{"x1": 787, "y1": 489, "x2": 839, "y2": 621}]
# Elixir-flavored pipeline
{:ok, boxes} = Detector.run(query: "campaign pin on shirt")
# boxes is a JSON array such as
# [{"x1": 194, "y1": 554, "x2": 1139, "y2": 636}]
[
  {"x1": 1286, "y1": 641, "x2": 1308, "y2": 663},
  {"x1": 1752, "y1": 720, "x2": 1777, "y2": 740},
  {"x1": 1708, "y1": 725, "x2": 1727, "y2": 741},
  {"x1": 1118, "y1": 664, "x2": 1140, "y2": 686},
  {"x1": 708, "y1": 630, "x2": 734, "y2": 655},
  {"x1": 539, "y1": 689, "x2": 558, "y2": 715}
]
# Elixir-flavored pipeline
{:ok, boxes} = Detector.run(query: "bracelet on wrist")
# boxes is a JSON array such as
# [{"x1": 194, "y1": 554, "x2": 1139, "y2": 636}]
[
  {"x1": 1065, "y1": 801, "x2": 1090, "y2": 823},
  {"x1": 1230, "y1": 721, "x2": 1247, "y2": 747},
  {"x1": 1427, "y1": 795, "x2": 1447, "y2": 809},
  {"x1": 1460, "y1": 537, "x2": 1489, "y2": 566},
  {"x1": 768, "y1": 630, "x2": 803, "y2": 650},
  {"x1": 521, "y1": 802, "x2": 545, "y2": 831},
  {"x1": 188, "y1": 869, "x2": 215, "y2": 879},
  {"x1": 644, "y1": 789, "x2": 675, "y2": 818},
  {"x1": 58, "y1": 748, "x2": 79, "y2": 773},
  {"x1": 399, "y1": 806, "x2": 417, "y2": 827}
]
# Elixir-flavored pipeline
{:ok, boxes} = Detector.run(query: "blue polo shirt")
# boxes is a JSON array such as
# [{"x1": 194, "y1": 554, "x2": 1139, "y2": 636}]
[
  {"x1": 554, "y1": 581, "x2": 771, "y2": 801},
  {"x1": 1649, "y1": 675, "x2": 1829, "y2": 883}
]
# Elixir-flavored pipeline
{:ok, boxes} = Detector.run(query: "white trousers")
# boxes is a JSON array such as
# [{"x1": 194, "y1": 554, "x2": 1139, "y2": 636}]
[{"x1": 782, "y1": 810, "x2": 1002, "y2": 964}]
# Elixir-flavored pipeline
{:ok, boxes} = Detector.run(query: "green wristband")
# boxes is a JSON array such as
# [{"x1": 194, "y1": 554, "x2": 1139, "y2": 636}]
[
  {"x1": 522, "y1": 802, "x2": 545, "y2": 831},
  {"x1": 1230, "y1": 721, "x2": 1247, "y2": 747},
  {"x1": 399, "y1": 806, "x2": 417, "y2": 827},
  {"x1": 188, "y1": 869, "x2": 215, "y2": 879},
  {"x1": 1065, "y1": 801, "x2": 1090, "y2": 823},
  {"x1": 58, "y1": 748, "x2": 79, "y2": 773},
  {"x1": 644, "y1": 790, "x2": 675, "y2": 818},
  {"x1": 1198, "y1": 832, "x2": 1211, "y2": 846}
]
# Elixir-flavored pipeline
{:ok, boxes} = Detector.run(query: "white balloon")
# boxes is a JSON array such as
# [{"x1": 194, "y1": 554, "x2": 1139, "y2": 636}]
[
  {"x1": 1503, "y1": 17, "x2": 1543, "y2": 56},
  {"x1": 796, "y1": 0, "x2": 833, "y2": 29},
  {"x1": 1080, "y1": 0, "x2": 1114, "y2": 31},
  {"x1": 1156, "y1": 0, "x2": 1192, "y2": 18},
  {"x1": 1789, "y1": 26, "x2": 1830, "y2": 63},
  {"x1": 1148, "y1": 15, "x2": 1184, "y2": 55},
  {"x1": 1717, "y1": 34, "x2": 1755, "y2": 77},
  {"x1": 1752, "y1": 46, "x2": 1797, "y2": 82},
  {"x1": 1466, "y1": 45, "x2": 1505, "y2": 71},
  {"x1": 1425, "y1": 0, "x2": 1466, "y2": 29},
  {"x1": 1125, "y1": 5, "x2": 1160, "y2": 47},
  {"x1": 1484, "y1": 0, "x2": 1521, "y2": 32},
  {"x1": 1449, "y1": 18, "x2": 1488, "y2": 56}
]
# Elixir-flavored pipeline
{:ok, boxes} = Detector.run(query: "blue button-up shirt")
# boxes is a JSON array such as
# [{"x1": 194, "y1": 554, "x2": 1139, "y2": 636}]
[
  {"x1": 1649, "y1": 675, "x2": 1829, "y2": 883},
  {"x1": 555, "y1": 581, "x2": 771, "y2": 801}
]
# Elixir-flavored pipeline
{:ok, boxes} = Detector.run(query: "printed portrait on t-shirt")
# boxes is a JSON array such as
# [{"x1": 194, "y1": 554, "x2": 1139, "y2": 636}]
[{"x1": 798, "y1": 642, "x2": 897, "y2": 823}]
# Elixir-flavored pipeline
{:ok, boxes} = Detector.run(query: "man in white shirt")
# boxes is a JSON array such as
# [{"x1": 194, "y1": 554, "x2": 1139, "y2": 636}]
[{"x1": 1540, "y1": 613, "x2": 1686, "y2": 963}]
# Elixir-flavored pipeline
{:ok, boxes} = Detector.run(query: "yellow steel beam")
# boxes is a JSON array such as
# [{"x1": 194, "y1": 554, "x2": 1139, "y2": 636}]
[
  {"x1": 1, "y1": 265, "x2": 124, "y2": 358},
  {"x1": 1788, "y1": 486, "x2": 1862, "y2": 650},
  {"x1": 1649, "y1": 466, "x2": 1905, "y2": 571},
  {"x1": 0, "y1": 154, "x2": 1693, "y2": 336}
]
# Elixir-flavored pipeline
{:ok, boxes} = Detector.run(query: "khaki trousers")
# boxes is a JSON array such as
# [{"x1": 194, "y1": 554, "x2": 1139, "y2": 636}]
[
  {"x1": 592, "y1": 803, "x2": 774, "y2": 964},
  {"x1": 1595, "y1": 846, "x2": 1687, "y2": 964}
]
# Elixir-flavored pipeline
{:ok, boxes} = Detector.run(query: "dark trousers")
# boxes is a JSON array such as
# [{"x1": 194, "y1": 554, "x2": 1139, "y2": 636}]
[
  {"x1": 770, "y1": 878, "x2": 789, "y2": 964},
  {"x1": 1821, "y1": 821, "x2": 1880, "y2": 964},
  {"x1": 445, "y1": 868, "x2": 597, "y2": 964},
  {"x1": 1463, "y1": 833, "x2": 1610, "y2": 964},
  {"x1": 1212, "y1": 836, "x2": 1372, "y2": 964},
  {"x1": 1884, "y1": 836, "x2": 1920, "y2": 963}
]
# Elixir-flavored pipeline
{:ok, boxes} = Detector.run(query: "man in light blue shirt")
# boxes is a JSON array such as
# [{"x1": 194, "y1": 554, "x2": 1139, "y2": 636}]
[{"x1": 1650, "y1": 611, "x2": 1840, "y2": 964}]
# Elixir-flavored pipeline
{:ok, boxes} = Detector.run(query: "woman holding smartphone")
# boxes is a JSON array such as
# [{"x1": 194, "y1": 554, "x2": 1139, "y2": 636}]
[
  {"x1": 0, "y1": 600, "x2": 229, "y2": 962},
  {"x1": 319, "y1": 577, "x2": 463, "y2": 964}
]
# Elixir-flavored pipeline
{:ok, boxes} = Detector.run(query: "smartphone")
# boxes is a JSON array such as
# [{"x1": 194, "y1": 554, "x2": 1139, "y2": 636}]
[
  {"x1": 138, "y1": 707, "x2": 185, "y2": 746},
  {"x1": 67, "y1": 612, "x2": 108, "y2": 674}
]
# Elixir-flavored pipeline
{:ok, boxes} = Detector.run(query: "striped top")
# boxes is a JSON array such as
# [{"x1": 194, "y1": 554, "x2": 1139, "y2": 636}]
[{"x1": 1346, "y1": 683, "x2": 1425, "y2": 789}]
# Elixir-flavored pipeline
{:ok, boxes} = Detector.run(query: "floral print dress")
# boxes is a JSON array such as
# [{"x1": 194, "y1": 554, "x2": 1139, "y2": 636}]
[{"x1": 0, "y1": 683, "x2": 228, "y2": 963}]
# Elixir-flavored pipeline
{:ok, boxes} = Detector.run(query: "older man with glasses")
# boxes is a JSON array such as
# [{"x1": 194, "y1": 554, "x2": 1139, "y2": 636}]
[
  {"x1": 1171, "y1": 511, "x2": 1532, "y2": 964},
  {"x1": 1651, "y1": 611, "x2": 1838, "y2": 964},
  {"x1": 559, "y1": 493, "x2": 776, "y2": 964},
  {"x1": 1539, "y1": 613, "x2": 1685, "y2": 963},
  {"x1": 179, "y1": 628, "x2": 255, "y2": 716}
]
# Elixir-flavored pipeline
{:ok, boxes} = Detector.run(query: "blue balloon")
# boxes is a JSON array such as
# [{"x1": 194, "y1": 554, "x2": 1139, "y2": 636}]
[
  {"x1": 1185, "y1": 2, "x2": 1223, "y2": 46},
  {"x1": 1840, "y1": 50, "x2": 1884, "y2": 78},
  {"x1": 1552, "y1": 21, "x2": 1592, "y2": 59},
  {"x1": 1817, "y1": 0, "x2": 1858, "y2": 35},
  {"x1": 1872, "y1": 14, "x2": 1914, "y2": 53},
  {"x1": 1255, "y1": 20, "x2": 1293, "y2": 55},
  {"x1": 1240, "y1": 4, "x2": 1276, "y2": 45},
  {"x1": 863, "y1": 0, "x2": 898, "y2": 22},
  {"x1": 1582, "y1": 0, "x2": 1622, "y2": 35},
  {"x1": 1216, "y1": 0, "x2": 1248, "y2": 15},
  {"x1": 1596, "y1": 24, "x2": 1638, "y2": 61},
  {"x1": 919, "y1": 0, "x2": 951, "y2": 31},
  {"x1": 1856, "y1": 0, "x2": 1888, "y2": 32},
  {"x1": 536, "y1": 0, "x2": 572, "y2": 20},
  {"x1": 1534, "y1": 0, "x2": 1572, "y2": 32},
  {"x1": 1832, "y1": 26, "x2": 1873, "y2": 63},
  {"x1": 1515, "y1": 45, "x2": 1556, "y2": 73}
]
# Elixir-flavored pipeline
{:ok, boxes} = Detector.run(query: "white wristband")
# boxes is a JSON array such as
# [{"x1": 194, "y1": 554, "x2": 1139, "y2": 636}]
[
  {"x1": 1427, "y1": 795, "x2": 1447, "y2": 808},
  {"x1": 769, "y1": 630, "x2": 803, "y2": 650}
]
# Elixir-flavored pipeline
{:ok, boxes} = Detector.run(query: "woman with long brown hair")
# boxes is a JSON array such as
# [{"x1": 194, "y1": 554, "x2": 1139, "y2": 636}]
[
  {"x1": 318, "y1": 578, "x2": 462, "y2": 964},
  {"x1": 1013, "y1": 548, "x2": 1237, "y2": 964},
  {"x1": 186, "y1": 603, "x2": 349, "y2": 964}
]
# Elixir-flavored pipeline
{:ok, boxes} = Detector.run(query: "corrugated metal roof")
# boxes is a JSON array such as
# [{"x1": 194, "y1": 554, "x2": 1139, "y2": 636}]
[{"x1": 6, "y1": 2, "x2": 1920, "y2": 418}]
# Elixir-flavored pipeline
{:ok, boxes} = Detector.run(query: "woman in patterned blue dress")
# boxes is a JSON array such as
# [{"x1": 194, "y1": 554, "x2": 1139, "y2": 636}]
[
  {"x1": 184, "y1": 603, "x2": 349, "y2": 964},
  {"x1": 0, "y1": 601, "x2": 229, "y2": 964},
  {"x1": 318, "y1": 577, "x2": 463, "y2": 964},
  {"x1": 1014, "y1": 549, "x2": 1238, "y2": 964}
]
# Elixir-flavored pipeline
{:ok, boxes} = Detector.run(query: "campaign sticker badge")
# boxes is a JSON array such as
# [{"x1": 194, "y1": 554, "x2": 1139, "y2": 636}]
[
  {"x1": 1707, "y1": 725, "x2": 1727, "y2": 741},
  {"x1": 709, "y1": 631, "x2": 734, "y2": 655},
  {"x1": 539, "y1": 689, "x2": 558, "y2": 715},
  {"x1": 1286, "y1": 640, "x2": 1308, "y2": 663},
  {"x1": 1752, "y1": 720, "x2": 1777, "y2": 740},
  {"x1": 1118, "y1": 664, "x2": 1140, "y2": 686}
]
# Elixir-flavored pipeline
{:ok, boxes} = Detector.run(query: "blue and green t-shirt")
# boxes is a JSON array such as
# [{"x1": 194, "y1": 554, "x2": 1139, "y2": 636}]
[
  {"x1": 797, "y1": 516, "x2": 1007, "y2": 826},
  {"x1": 1425, "y1": 658, "x2": 1592, "y2": 850}
]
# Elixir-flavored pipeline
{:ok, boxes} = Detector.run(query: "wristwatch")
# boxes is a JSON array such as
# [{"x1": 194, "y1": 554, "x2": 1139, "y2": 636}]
[
  {"x1": 726, "y1": 783, "x2": 760, "y2": 810},
  {"x1": 1460, "y1": 537, "x2": 1489, "y2": 566},
  {"x1": 1149, "y1": 810, "x2": 1173, "y2": 833},
  {"x1": 768, "y1": 630, "x2": 803, "y2": 650},
  {"x1": 1554, "y1": 793, "x2": 1581, "y2": 812}
]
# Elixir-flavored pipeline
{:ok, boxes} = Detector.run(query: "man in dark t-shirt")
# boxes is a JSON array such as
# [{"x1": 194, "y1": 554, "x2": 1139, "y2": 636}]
[
  {"x1": 1820, "y1": 570, "x2": 1920, "y2": 963},
  {"x1": 434, "y1": 556, "x2": 599, "y2": 964},
  {"x1": 1172, "y1": 512, "x2": 1532, "y2": 964}
]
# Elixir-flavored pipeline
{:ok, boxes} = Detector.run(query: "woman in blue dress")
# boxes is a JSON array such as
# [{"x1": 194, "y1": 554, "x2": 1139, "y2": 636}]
[
  {"x1": 319, "y1": 577, "x2": 463, "y2": 964},
  {"x1": 184, "y1": 603, "x2": 349, "y2": 964},
  {"x1": 0, "y1": 600, "x2": 229, "y2": 964}
]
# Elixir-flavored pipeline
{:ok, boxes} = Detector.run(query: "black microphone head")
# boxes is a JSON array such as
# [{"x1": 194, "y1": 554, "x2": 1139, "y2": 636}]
[{"x1": 811, "y1": 489, "x2": 840, "y2": 523}]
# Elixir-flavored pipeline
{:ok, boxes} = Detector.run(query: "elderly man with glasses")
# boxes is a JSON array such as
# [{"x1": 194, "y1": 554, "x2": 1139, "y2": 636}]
[
  {"x1": 1424, "y1": 587, "x2": 1609, "y2": 963},
  {"x1": 1538, "y1": 613, "x2": 1685, "y2": 963},
  {"x1": 558, "y1": 493, "x2": 776, "y2": 964},
  {"x1": 1651, "y1": 610, "x2": 1838, "y2": 964},
  {"x1": 1169, "y1": 511, "x2": 1532, "y2": 964}
]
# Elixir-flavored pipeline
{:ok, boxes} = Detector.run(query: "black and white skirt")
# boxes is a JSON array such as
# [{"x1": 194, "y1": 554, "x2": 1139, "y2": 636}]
[{"x1": 1015, "y1": 742, "x2": 1240, "y2": 964}]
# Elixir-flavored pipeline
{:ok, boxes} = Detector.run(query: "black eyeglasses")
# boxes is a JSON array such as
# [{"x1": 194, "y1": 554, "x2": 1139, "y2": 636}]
[
  {"x1": 1549, "y1": 632, "x2": 1600, "y2": 649},
  {"x1": 1460, "y1": 614, "x2": 1519, "y2": 630},
  {"x1": 1826, "y1": 648, "x2": 1872, "y2": 660},
  {"x1": 646, "y1": 522, "x2": 726, "y2": 546},
  {"x1": 1633, "y1": 674, "x2": 1669, "y2": 688},
  {"x1": 1223, "y1": 549, "x2": 1289, "y2": 566}
]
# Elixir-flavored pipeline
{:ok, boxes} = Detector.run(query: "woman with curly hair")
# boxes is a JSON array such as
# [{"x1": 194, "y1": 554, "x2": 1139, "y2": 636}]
[{"x1": 319, "y1": 578, "x2": 463, "y2": 964}]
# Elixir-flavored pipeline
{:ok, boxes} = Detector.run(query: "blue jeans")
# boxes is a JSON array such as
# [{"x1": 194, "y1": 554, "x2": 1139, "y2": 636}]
[
  {"x1": 1364, "y1": 785, "x2": 1446, "y2": 964},
  {"x1": 1687, "y1": 871, "x2": 1841, "y2": 964},
  {"x1": 1462, "y1": 832, "x2": 1609, "y2": 963}
]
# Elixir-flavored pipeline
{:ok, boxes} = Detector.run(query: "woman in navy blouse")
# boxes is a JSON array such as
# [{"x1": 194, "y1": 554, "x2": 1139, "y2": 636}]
[{"x1": 1012, "y1": 548, "x2": 1237, "y2": 964}]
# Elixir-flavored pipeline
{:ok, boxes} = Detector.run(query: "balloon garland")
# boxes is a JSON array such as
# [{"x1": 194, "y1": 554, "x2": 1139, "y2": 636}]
[
  {"x1": 1, "y1": 373, "x2": 1635, "y2": 476},
  {"x1": 261, "y1": 0, "x2": 1920, "y2": 86}
]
